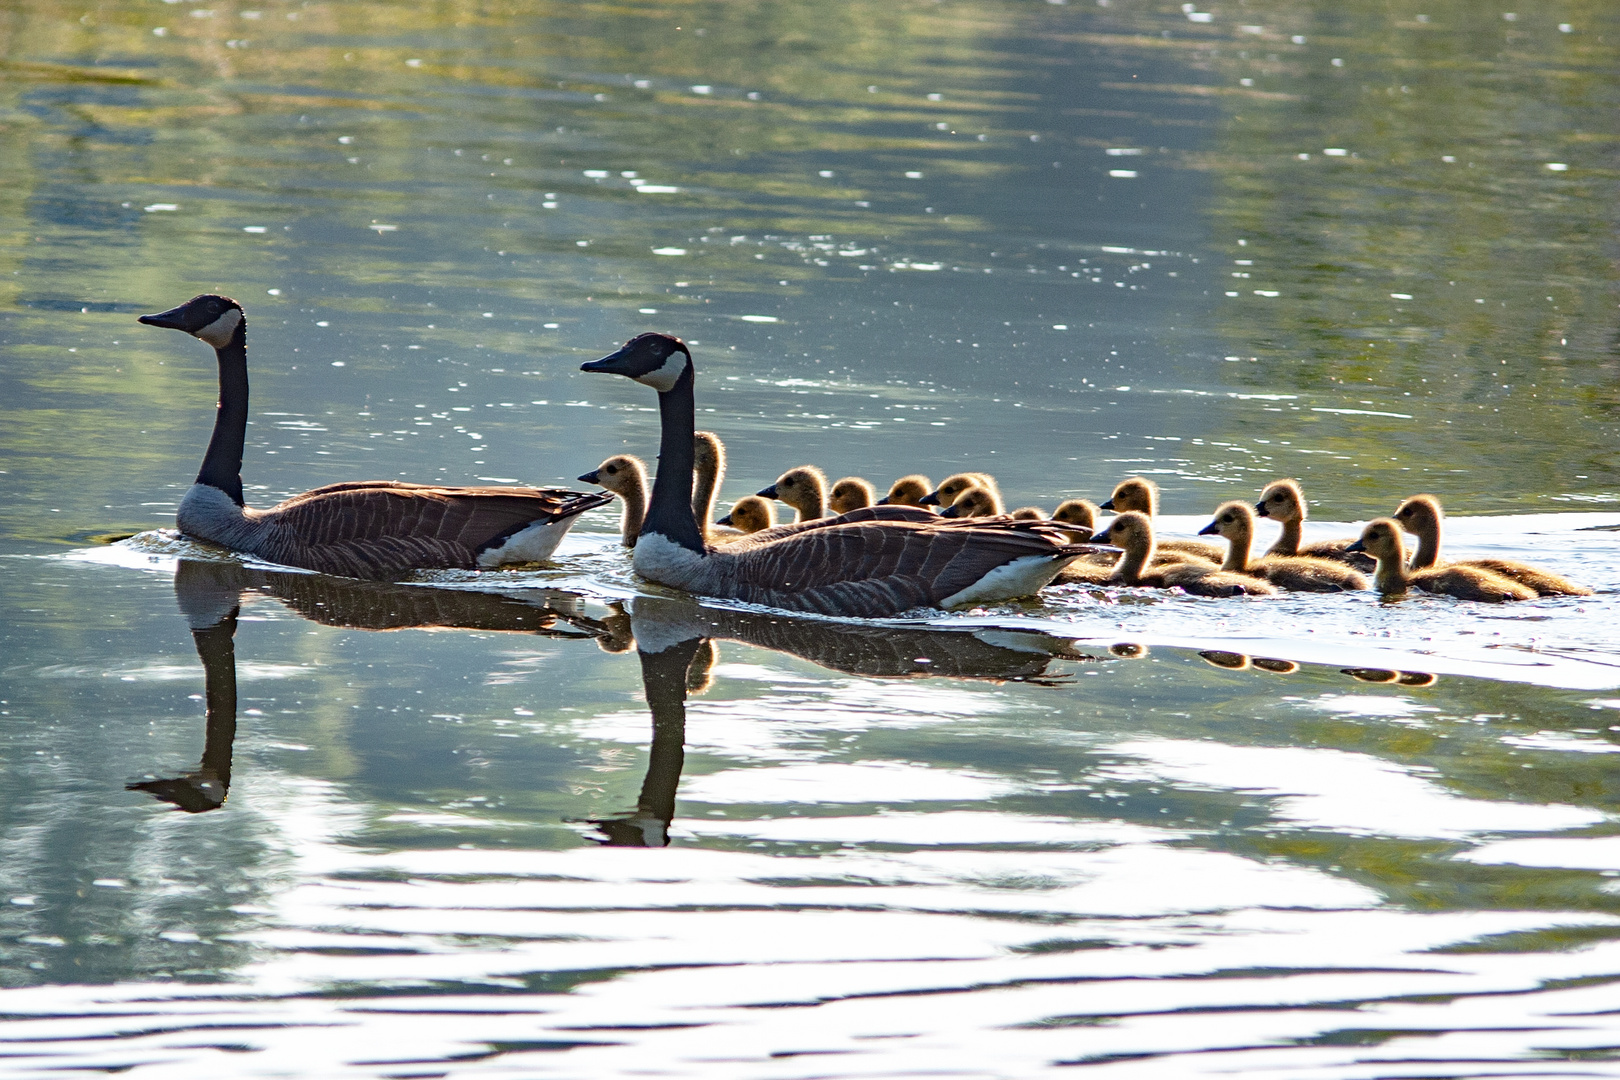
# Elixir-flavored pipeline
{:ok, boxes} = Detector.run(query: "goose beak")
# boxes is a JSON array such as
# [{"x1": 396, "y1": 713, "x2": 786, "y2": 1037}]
[
  {"x1": 755, "y1": 484, "x2": 779, "y2": 500},
  {"x1": 1345, "y1": 538, "x2": 1367, "y2": 554},
  {"x1": 1197, "y1": 521, "x2": 1220, "y2": 536},
  {"x1": 578, "y1": 469, "x2": 601, "y2": 485},
  {"x1": 918, "y1": 491, "x2": 941, "y2": 506},
  {"x1": 581, "y1": 343, "x2": 635, "y2": 375},
  {"x1": 138, "y1": 304, "x2": 192, "y2": 331},
  {"x1": 716, "y1": 513, "x2": 734, "y2": 527},
  {"x1": 1254, "y1": 501, "x2": 1270, "y2": 517}
]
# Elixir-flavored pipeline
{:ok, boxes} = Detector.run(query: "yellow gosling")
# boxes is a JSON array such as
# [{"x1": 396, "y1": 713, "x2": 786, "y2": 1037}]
[
  {"x1": 757, "y1": 465, "x2": 827, "y2": 522},
  {"x1": 1347, "y1": 519, "x2": 1536, "y2": 602},
  {"x1": 691, "y1": 431, "x2": 727, "y2": 540},
  {"x1": 1254, "y1": 478, "x2": 1375, "y2": 572},
  {"x1": 828, "y1": 476, "x2": 878, "y2": 516},
  {"x1": 1199, "y1": 501, "x2": 1368, "y2": 592},
  {"x1": 921, "y1": 472, "x2": 1003, "y2": 513},
  {"x1": 1093, "y1": 512, "x2": 1275, "y2": 596},
  {"x1": 1009, "y1": 506, "x2": 1046, "y2": 521},
  {"x1": 1393, "y1": 494, "x2": 1593, "y2": 597},
  {"x1": 1100, "y1": 476, "x2": 1226, "y2": 563},
  {"x1": 940, "y1": 486, "x2": 1003, "y2": 519},
  {"x1": 716, "y1": 495, "x2": 777, "y2": 535},
  {"x1": 877, "y1": 474, "x2": 934, "y2": 508},
  {"x1": 578, "y1": 454, "x2": 649, "y2": 547}
]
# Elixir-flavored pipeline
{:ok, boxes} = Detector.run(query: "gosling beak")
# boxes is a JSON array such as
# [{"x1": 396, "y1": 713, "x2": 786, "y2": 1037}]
[
  {"x1": 1098, "y1": 498, "x2": 1116, "y2": 511},
  {"x1": 580, "y1": 342, "x2": 635, "y2": 375},
  {"x1": 874, "y1": 496, "x2": 891, "y2": 505},
  {"x1": 755, "y1": 484, "x2": 779, "y2": 500},
  {"x1": 1345, "y1": 538, "x2": 1367, "y2": 554},
  {"x1": 940, "y1": 503, "x2": 964, "y2": 518},
  {"x1": 1197, "y1": 521, "x2": 1220, "y2": 536},
  {"x1": 578, "y1": 469, "x2": 602, "y2": 485},
  {"x1": 137, "y1": 304, "x2": 193, "y2": 331},
  {"x1": 716, "y1": 513, "x2": 734, "y2": 527},
  {"x1": 918, "y1": 491, "x2": 941, "y2": 507},
  {"x1": 1254, "y1": 500, "x2": 1270, "y2": 517}
]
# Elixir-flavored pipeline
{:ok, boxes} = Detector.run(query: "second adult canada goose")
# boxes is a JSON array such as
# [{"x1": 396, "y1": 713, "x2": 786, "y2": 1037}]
[
  {"x1": 1093, "y1": 512, "x2": 1276, "y2": 597},
  {"x1": 922, "y1": 473, "x2": 1005, "y2": 514},
  {"x1": 828, "y1": 477, "x2": 878, "y2": 516},
  {"x1": 758, "y1": 465, "x2": 827, "y2": 522},
  {"x1": 1198, "y1": 501, "x2": 1369, "y2": 592},
  {"x1": 1347, "y1": 520, "x2": 1537, "y2": 602},
  {"x1": 581, "y1": 333, "x2": 1111, "y2": 616},
  {"x1": 876, "y1": 474, "x2": 934, "y2": 508},
  {"x1": 578, "y1": 455, "x2": 650, "y2": 547},
  {"x1": 1254, "y1": 478, "x2": 1376, "y2": 572},
  {"x1": 716, "y1": 495, "x2": 777, "y2": 535},
  {"x1": 141, "y1": 294, "x2": 611, "y2": 580},
  {"x1": 1392, "y1": 494, "x2": 1593, "y2": 597},
  {"x1": 1100, "y1": 477, "x2": 1226, "y2": 563}
]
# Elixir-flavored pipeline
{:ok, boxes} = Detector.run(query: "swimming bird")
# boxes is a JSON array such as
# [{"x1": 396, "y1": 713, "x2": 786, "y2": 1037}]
[
  {"x1": 1198, "y1": 501, "x2": 1368, "y2": 591},
  {"x1": 876, "y1": 475, "x2": 935, "y2": 508},
  {"x1": 1254, "y1": 478, "x2": 1376, "y2": 572},
  {"x1": 828, "y1": 476, "x2": 878, "y2": 516},
  {"x1": 1051, "y1": 499, "x2": 1100, "y2": 541},
  {"x1": 578, "y1": 455, "x2": 650, "y2": 547},
  {"x1": 1009, "y1": 506, "x2": 1046, "y2": 520},
  {"x1": 1100, "y1": 477, "x2": 1226, "y2": 563},
  {"x1": 1347, "y1": 519, "x2": 1536, "y2": 602},
  {"x1": 940, "y1": 487, "x2": 1002, "y2": 519},
  {"x1": 692, "y1": 431, "x2": 727, "y2": 539},
  {"x1": 581, "y1": 333, "x2": 1110, "y2": 616},
  {"x1": 922, "y1": 473, "x2": 1004, "y2": 514},
  {"x1": 141, "y1": 294, "x2": 610, "y2": 580},
  {"x1": 758, "y1": 465, "x2": 828, "y2": 522},
  {"x1": 716, "y1": 495, "x2": 777, "y2": 535},
  {"x1": 1392, "y1": 494, "x2": 1593, "y2": 597},
  {"x1": 1093, "y1": 512, "x2": 1275, "y2": 596}
]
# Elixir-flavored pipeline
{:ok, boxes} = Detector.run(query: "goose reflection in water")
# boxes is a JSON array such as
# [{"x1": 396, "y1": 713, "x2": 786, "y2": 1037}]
[
  {"x1": 130, "y1": 559, "x2": 613, "y2": 812},
  {"x1": 588, "y1": 595, "x2": 1105, "y2": 847}
]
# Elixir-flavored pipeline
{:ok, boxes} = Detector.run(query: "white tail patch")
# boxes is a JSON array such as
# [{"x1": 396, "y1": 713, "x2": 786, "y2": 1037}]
[
  {"x1": 477, "y1": 517, "x2": 574, "y2": 566},
  {"x1": 940, "y1": 554, "x2": 1073, "y2": 610}
]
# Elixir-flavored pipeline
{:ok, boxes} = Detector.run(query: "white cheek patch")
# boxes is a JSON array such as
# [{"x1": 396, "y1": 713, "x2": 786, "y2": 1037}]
[
  {"x1": 194, "y1": 308, "x2": 242, "y2": 348},
  {"x1": 635, "y1": 351, "x2": 688, "y2": 393}
]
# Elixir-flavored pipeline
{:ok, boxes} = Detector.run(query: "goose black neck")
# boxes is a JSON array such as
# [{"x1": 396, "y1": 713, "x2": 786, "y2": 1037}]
[
  {"x1": 640, "y1": 360, "x2": 706, "y2": 551},
  {"x1": 197, "y1": 320, "x2": 248, "y2": 506}
]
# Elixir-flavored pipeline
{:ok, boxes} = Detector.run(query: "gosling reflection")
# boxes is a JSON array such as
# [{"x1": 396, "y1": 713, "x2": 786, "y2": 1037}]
[
  {"x1": 131, "y1": 559, "x2": 608, "y2": 812},
  {"x1": 1196, "y1": 648, "x2": 1435, "y2": 685}
]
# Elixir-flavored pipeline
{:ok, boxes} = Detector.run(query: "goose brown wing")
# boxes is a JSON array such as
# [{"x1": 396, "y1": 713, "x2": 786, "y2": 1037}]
[
  {"x1": 257, "y1": 482, "x2": 611, "y2": 577},
  {"x1": 724, "y1": 518, "x2": 1082, "y2": 616}
]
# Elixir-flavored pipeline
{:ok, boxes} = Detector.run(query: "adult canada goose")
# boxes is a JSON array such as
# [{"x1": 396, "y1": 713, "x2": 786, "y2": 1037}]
[
  {"x1": 758, "y1": 465, "x2": 827, "y2": 522},
  {"x1": 1254, "y1": 478, "x2": 1376, "y2": 572},
  {"x1": 581, "y1": 332, "x2": 1111, "y2": 616},
  {"x1": 940, "y1": 487, "x2": 1001, "y2": 519},
  {"x1": 580, "y1": 433, "x2": 731, "y2": 547},
  {"x1": 1198, "y1": 501, "x2": 1368, "y2": 592},
  {"x1": 1101, "y1": 477, "x2": 1226, "y2": 563},
  {"x1": 1392, "y1": 494, "x2": 1593, "y2": 597},
  {"x1": 692, "y1": 431, "x2": 727, "y2": 538},
  {"x1": 716, "y1": 495, "x2": 777, "y2": 535},
  {"x1": 922, "y1": 473, "x2": 1005, "y2": 514},
  {"x1": 1093, "y1": 512, "x2": 1275, "y2": 597},
  {"x1": 141, "y1": 294, "x2": 610, "y2": 580},
  {"x1": 578, "y1": 455, "x2": 649, "y2": 547},
  {"x1": 828, "y1": 476, "x2": 878, "y2": 516},
  {"x1": 1347, "y1": 520, "x2": 1536, "y2": 602},
  {"x1": 876, "y1": 474, "x2": 934, "y2": 508}
]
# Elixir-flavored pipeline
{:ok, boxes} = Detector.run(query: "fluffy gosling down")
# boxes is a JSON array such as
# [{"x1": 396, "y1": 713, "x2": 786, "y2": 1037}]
[
  {"x1": 1199, "y1": 501, "x2": 1368, "y2": 592},
  {"x1": 716, "y1": 495, "x2": 777, "y2": 535},
  {"x1": 1093, "y1": 512, "x2": 1275, "y2": 597},
  {"x1": 828, "y1": 476, "x2": 878, "y2": 516},
  {"x1": 1254, "y1": 478, "x2": 1375, "y2": 572},
  {"x1": 578, "y1": 455, "x2": 650, "y2": 547},
  {"x1": 757, "y1": 465, "x2": 827, "y2": 522},
  {"x1": 922, "y1": 473, "x2": 1004, "y2": 514},
  {"x1": 1393, "y1": 494, "x2": 1592, "y2": 597},
  {"x1": 1101, "y1": 477, "x2": 1226, "y2": 563},
  {"x1": 877, "y1": 475, "x2": 934, "y2": 508},
  {"x1": 1347, "y1": 520, "x2": 1536, "y2": 602}
]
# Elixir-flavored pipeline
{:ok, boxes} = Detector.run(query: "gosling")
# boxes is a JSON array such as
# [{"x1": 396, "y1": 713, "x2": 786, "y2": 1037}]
[
  {"x1": 1254, "y1": 478, "x2": 1375, "y2": 572},
  {"x1": 1392, "y1": 494, "x2": 1592, "y2": 597},
  {"x1": 1093, "y1": 512, "x2": 1275, "y2": 596},
  {"x1": 939, "y1": 486, "x2": 1002, "y2": 519},
  {"x1": 1347, "y1": 519, "x2": 1536, "y2": 602},
  {"x1": 876, "y1": 474, "x2": 934, "y2": 509},
  {"x1": 692, "y1": 431, "x2": 727, "y2": 540},
  {"x1": 921, "y1": 473, "x2": 1004, "y2": 514},
  {"x1": 828, "y1": 476, "x2": 878, "y2": 516},
  {"x1": 757, "y1": 465, "x2": 827, "y2": 522},
  {"x1": 715, "y1": 495, "x2": 777, "y2": 535},
  {"x1": 578, "y1": 454, "x2": 650, "y2": 547},
  {"x1": 1101, "y1": 476, "x2": 1226, "y2": 563},
  {"x1": 1198, "y1": 501, "x2": 1368, "y2": 592}
]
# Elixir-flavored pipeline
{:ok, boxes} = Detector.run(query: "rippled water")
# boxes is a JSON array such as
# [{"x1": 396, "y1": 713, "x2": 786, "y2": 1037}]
[{"x1": 5, "y1": 1, "x2": 1620, "y2": 1076}]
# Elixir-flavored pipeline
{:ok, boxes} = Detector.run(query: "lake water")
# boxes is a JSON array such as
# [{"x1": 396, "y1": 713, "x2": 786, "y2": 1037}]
[{"x1": 5, "y1": 1, "x2": 1620, "y2": 1076}]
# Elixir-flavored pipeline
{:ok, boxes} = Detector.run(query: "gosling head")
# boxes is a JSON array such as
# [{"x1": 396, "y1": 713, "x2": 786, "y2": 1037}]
[
  {"x1": 577, "y1": 454, "x2": 647, "y2": 497},
  {"x1": 581, "y1": 331, "x2": 691, "y2": 393},
  {"x1": 1198, "y1": 500, "x2": 1257, "y2": 540},
  {"x1": 1346, "y1": 518, "x2": 1406, "y2": 563},
  {"x1": 1052, "y1": 499, "x2": 1099, "y2": 531},
  {"x1": 692, "y1": 431, "x2": 727, "y2": 475},
  {"x1": 1255, "y1": 478, "x2": 1306, "y2": 523},
  {"x1": 1093, "y1": 510, "x2": 1153, "y2": 553},
  {"x1": 877, "y1": 474, "x2": 933, "y2": 507},
  {"x1": 717, "y1": 495, "x2": 776, "y2": 534},
  {"x1": 757, "y1": 465, "x2": 827, "y2": 518},
  {"x1": 828, "y1": 477, "x2": 876, "y2": 516},
  {"x1": 1101, "y1": 476, "x2": 1158, "y2": 515},
  {"x1": 923, "y1": 473, "x2": 991, "y2": 509},
  {"x1": 138, "y1": 294, "x2": 245, "y2": 349},
  {"x1": 1009, "y1": 506, "x2": 1045, "y2": 521},
  {"x1": 1393, "y1": 494, "x2": 1443, "y2": 535},
  {"x1": 940, "y1": 486, "x2": 999, "y2": 518}
]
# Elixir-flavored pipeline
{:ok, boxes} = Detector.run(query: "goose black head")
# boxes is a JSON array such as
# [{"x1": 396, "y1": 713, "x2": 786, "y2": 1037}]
[
  {"x1": 139, "y1": 294, "x2": 244, "y2": 349},
  {"x1": 582, "y1": 332, "x2": 691, "y2": 392}
]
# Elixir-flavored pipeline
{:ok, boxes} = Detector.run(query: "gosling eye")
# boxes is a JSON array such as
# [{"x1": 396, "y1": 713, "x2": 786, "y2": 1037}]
[{"x1": 605, "y1": 465, "x2": 617, "y2": 475}]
